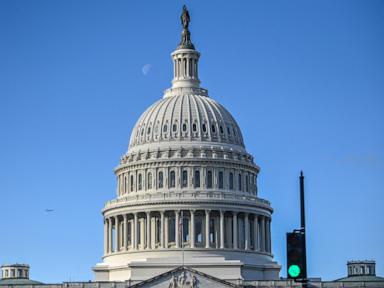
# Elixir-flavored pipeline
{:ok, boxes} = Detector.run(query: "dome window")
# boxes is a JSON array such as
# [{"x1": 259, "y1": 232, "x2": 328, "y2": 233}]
[
  {"x1": 138, "y1": 173, "x2": 143, "y2": 190},
  {"x1": 169, "y1": 171, "x2": 176, "y2": 188},
  {"x1": 141, "y1": 129, "x2": 145, "y2": 136},
  {"x1": 238, "y1": 173, "x2": 242, "y2": 191},
  {"x1": 207, "y1": 170, "x2": 213, "y2": 189},
  {"x1": 211, "y1": 124, "x2": 216, "y2": 133},
  {"x1": 227, "y1": 127, "x2": 231, "y2": 135},
  {"x1": 202, "y1": 123, "x2": 207, "y2": 133},
  {"x1": 192, "y1": 123, "x2": 197, "y2": 132},
  {"x1": 194, "y1": 170, "x2": 200, "y2": 188},
  {"x1": 220, "y1": 126, "x2": 224, "y2": 134},
  {"x1": 158, "y1": 172, "x2": 164, "y2": 189},
  {"x1": 182, "y1": 123, "x2": 187, "y2": 132},
  {"x1": 147, "y1": 172, "x2": 152, "y2": 190},
  {"x1": 233, "y1": 128, "x2": 237, "y2": 136},
  {"x1": 147, "y1": 127, "x2": 151, "y2": 134},
  {"x1": 229, "y1": 172, "x2": 234, "y2": 190},
  {"x1": 173, "y1": 124, "x2": 177, "y2": 132},
  {"x1": 218, "y1": 171, "x2": 224, "y2": 189},
  {"x1": 182, "y1": 170, "x2": 188, "y2": 187},
  {"x1": 163, "y1": 125, "x2": 168, "y2": 132}
]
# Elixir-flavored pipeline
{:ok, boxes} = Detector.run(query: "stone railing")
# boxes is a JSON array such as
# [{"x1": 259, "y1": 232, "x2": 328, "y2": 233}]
[
  {"x1": 104, "y1": 191, "x2": 270, "y2": 209},
  {"x1": 0, "y1": 280, "x2": 383, "y2": 288}
]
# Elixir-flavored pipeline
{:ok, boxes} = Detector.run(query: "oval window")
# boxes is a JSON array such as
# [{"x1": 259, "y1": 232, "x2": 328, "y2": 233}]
[
  {"x1": 183, "y1": 123, "x2": 187, "y2": 132},
  {"x1": 192, "y1": 123, "x2": 197, "y2": 132},
  {"x1": 163, "y1": 125, "x2": 168, "y2": 132},
  {"x1": 202, "y1": 123, "x2": 207, "y2": 133},
  {"x1": 211, "y1": 124, "x2": 216, "y2": 133},
  {"x1": 173, "y1": 124, "x2": 177, "y2": 132}
]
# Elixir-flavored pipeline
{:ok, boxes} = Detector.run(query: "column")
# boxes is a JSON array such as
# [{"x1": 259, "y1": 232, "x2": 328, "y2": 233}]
[
  {"x1": 108, "y1": 218, "x2": 113, "y2": 253},
  {"x1": 254, "y1": 215, "x2": 259, "y2": 251},
  {"x1": 160, "y1": 211, "x2": 165, "y2": 248},
  {"x1": 233, "y1": 212, "x2": 238, "y2": 249},
  {"x1": 244, "y1": 213, "x2": 250, "y2": 250},
  {"x1": 134, "y1": 213, "x2": 138, "y2": 250},
  {"x1": 146, "y1": 212, "x2": 151, "y2": 249},
  {"x1": 190, "y1": 210, "x2": 195, "y2": 248},
  {"x1": 104, "y1": 218, "x2": 108, "y2": 254},
  {"x1": 220, "y1": 210, "x2": 225, "y2": 249},
  {"x1": 205, "y1": 210, "x2": 210, "y2": 248},
  {"x1": 260, "y1": 216, "x2": 265, "y2": 252},
  {"x1": 266, "y1": 218, "x2": 271, "y2": 253},
  {"x1": 175, "y1": 210, "x2": 180, "y2": 248},
  {"x1": 140, "y1": 218, "x2": 145, "y2": 250},
  {"x1": 124, "y1": 214, "x2": 128, "y2": 251},
  {"x1": 115, "y1": 216, "x2": 119, "y2": 252}
]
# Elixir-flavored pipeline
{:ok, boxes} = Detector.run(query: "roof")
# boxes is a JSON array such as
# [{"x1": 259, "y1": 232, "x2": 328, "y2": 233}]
[
  {"x1": 336, "y1": 275, "x2": 384, "y2": 282},
  {"x1": 0, "y1": 278, "x2": 42, "y2": 285}
]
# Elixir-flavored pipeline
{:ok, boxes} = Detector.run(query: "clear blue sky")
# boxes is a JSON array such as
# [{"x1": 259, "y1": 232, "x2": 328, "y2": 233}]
[{"x1": 0, "y1": 0, "x2": 383, "y2": 283}]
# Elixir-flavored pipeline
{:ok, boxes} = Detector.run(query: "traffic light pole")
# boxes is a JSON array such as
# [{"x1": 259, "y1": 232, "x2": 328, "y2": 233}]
[{"x1": 299, "y1": 171, "x2": 308, "y2": 287}]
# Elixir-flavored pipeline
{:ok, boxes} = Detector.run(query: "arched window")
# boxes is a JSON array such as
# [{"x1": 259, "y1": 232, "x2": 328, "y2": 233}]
[
  {"x1": 229, "y1": 172, "x2": 234, "y2": 190},
  {"x1": 207, "y1": 170, "x2": 213, "y2": 188},
  {"x1": 138, "y1": 173, "x2": 142, "y2": 190},
  {"x1": 245, "y1": 174, "x2": 249, "y2": 192},
  {"x1": 194, "y1": 170, "x2": 200, "y2": 188},
  {"x1": 169, "y1": 171, "x2": 176, "y2": 188},
  {"x1": 147, "y1": 172, "x2": 152, "y2": 190},
  {"x1": 192, "y1": 123, "x2": 197, "y2": 132},
  {"x1": 182, "y1": 170, "x2": 188, "y2": 188},
  {"x1": 130, "y1": 175, "x2": 134, "y2": 192},
  {"x1": 158, "y1": 171, "x2": 164, "y2": 189},
  {"x1": 182, "y1": 123, "x2": 187, "y2": 132},
  {"x1": 218, "y1": 171, "x2": 224, "y2": 189},
  {"x1": 238, "y1": 173, "x2": 242, "y2": 191},
  {"x1": 202, "y1": 123, "x2": 207, "y2": 133},
  {"x1": 211, "y1": 124, "x2": 216, "y2": 133}
]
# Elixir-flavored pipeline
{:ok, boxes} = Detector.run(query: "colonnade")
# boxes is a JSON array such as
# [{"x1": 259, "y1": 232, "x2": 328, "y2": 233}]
[{"x1": 104, "y1": 210, "x2": 271, "y2": 255}]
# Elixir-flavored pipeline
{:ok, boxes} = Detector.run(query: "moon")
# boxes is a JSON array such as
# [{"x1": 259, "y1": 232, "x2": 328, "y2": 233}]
[{"x1": 142, "y1": 64, "x2": 151, "y2": 76}]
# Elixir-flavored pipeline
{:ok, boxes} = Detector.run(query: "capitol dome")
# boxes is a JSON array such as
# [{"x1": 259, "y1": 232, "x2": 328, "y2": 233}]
[
  {"x1": 94, "y1": 6, "x2": 281, "y2": 283},
  {"x1": 128, "y1": 93, "x2": 245, "y2": 153}
]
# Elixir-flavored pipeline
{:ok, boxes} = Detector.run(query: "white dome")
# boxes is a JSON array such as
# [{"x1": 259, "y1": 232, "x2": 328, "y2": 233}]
[{"x1": 128, "y1": 93, "x2": 245, "y2": 153}]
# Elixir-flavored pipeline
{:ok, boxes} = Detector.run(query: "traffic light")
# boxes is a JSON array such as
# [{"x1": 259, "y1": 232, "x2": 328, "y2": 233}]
[{"x1": 286, "y1": 231, "x2": 307, "y2": 279}]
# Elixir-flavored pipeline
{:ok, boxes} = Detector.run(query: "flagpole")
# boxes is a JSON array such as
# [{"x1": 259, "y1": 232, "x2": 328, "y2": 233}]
[{"x1": 181, "y1": 210, "x2": 185, "y2": 267}]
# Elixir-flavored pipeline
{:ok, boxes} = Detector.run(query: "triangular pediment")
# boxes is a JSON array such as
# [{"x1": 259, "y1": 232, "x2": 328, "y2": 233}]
[{"x1": 129, "y1": 266, "x2": 238, "y2": 288}]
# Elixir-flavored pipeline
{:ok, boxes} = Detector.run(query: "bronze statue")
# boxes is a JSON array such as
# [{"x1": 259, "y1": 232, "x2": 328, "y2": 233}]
[{"x1": 181, "y1": 5, "x2": 190, "y2": 29}]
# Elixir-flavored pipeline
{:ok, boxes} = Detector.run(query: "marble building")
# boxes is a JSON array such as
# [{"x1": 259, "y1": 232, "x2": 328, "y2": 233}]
[{"x1": 93, "y1": 6, "x2": 281, "y2": 283}]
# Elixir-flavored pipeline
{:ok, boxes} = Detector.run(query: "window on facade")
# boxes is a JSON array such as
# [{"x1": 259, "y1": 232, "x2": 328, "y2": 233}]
[
  {"x1": 192, "y1": 123, "x2": 197, "y2": 132},
  {"x1": 163, "y1": 125, "x2": 168, "y2": 132},
  {"x1": 183, "y1": 123, "x2": 187, "y2": 132},
  {"x1": 207, "y1": 170, "x2": 213, "y2": 188},
  {"x1": 227, "y1": 127, "x2": 231, "y2": 135},
  {"x1": 124, "y1": 176, "x2": 127, "y2": 193},
  {"x1": 158, "y1": 171, "x2": 164, "y2": 188},
  {"x1": 130, "y1": 175, "x2": 134, "y2": 191},
  {"x1": 168, "y1": 216, "x2": 175, "y2": 243},
  {"x1": 147, "y1": 127, "x2": 151, "y2": 134},
  {"x1": 172, "y1": 124, "x2": 177, "y2": 132},
  {"x1": 147, "y1": 172, "x2": 152, "y2": 189},
  {"x1": 229, "y1": 172, "x2": 234, "y2": 190},
  {"x1": 220, "y1": 126, "x2": 224, "y2": 134},
  {"x1": 170, "y1": 171, "x2": 176, "y2": 188},
  {"x1": 238, "y1": 173, "x2": 242, "y2": 191},
  {"x1": 182, "y1": 170, "x2": 188, "y2": 188},
  {"x1": 218, "y1": 171, "x2": 224, "y2": 189},
  {"x1": 202, "y1": 123, "x2": 207, "y2": 133},
  {"x1": 246, "y1": 174, "x2": 249, "y2": 192},
  {"x1": 138, "y1": 174, "x2": 142, "y2": 190},
  {"x1": 194, "y1": 170, "x2": 200, "y2": 188},
  {"x1": 211, "y1": 124, "x2": 216, "y2": 133}
]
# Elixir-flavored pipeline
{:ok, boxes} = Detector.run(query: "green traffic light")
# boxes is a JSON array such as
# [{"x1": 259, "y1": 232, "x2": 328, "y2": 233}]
[{"x1": 288, "y1": 264, "x2": 301, "y2": 278}]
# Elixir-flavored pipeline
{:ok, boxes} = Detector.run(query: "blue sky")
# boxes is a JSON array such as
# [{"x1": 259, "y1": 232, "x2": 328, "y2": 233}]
[{"x1": 0, "y1": 0, "x2": 383, "y2": 283}]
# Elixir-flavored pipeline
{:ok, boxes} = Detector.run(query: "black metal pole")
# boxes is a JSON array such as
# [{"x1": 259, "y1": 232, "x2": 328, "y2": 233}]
[
  {"x1": 300, "y1": 171, "x2": 305, "y2": 230},
  {"x1": 300, "y1": 171, "x2": 308, "y2": 286}
]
